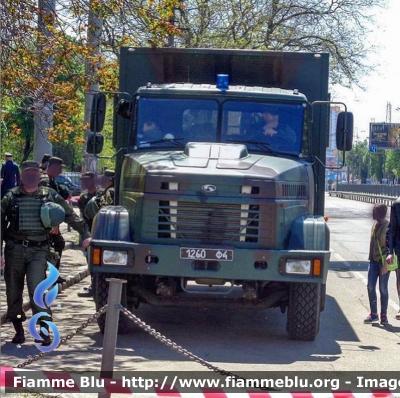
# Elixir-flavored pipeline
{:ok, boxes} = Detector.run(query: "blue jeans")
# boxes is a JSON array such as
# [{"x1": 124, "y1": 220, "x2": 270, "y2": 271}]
[{"x1": 367, "y1": 261, "x2": 390, "y2": 315}]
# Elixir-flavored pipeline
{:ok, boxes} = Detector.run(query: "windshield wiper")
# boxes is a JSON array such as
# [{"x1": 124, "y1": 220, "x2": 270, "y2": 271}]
[{"x1": 140, "y1": 137, "x2": 185, "y2": 147}]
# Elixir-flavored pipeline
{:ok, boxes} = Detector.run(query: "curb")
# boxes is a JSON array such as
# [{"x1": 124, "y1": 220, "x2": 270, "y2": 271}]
[{"x1": 0, "y1": 266, "x2": 90, "y2": 326}]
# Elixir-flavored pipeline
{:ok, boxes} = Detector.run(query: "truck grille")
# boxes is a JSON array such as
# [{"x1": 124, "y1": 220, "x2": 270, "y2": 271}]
[
  {"x1": 158, "y1": 201, "x2": 259, "y2": 243},
  {"x1": 282, "y1": 183, "x2": 307, "y2": 198}
]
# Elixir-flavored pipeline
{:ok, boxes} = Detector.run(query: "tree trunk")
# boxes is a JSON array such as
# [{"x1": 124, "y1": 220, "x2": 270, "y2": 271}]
[{"x1": 33, "y1": 0, "x2": 55, "y2": 162}]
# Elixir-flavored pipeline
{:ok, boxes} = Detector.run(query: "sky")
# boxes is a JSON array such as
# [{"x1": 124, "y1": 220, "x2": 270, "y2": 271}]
[{"x1": 331, "y1": 0, "x2": 400, "y2": 142}]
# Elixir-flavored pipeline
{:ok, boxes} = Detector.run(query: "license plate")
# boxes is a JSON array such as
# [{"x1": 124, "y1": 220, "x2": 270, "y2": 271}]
[{"x1": 180, "y1": 247, "x2": 233, "y2": 261}]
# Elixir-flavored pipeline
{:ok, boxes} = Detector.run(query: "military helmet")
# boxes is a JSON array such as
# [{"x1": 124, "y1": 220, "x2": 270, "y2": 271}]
[
  {"x1": 84, "y1": 196, "x2": 100, "y2": 220},
  {"x1": 40, "y1": 202, "x2": 66, "y2": 228}
]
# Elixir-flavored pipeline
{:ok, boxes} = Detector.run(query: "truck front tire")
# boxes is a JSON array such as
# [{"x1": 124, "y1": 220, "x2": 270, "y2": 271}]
[
  {"x1": 287, "y1": 282, "x2": 321, "y2": 341},
  {"x1": 92, "y1": 272, "x2": 134, "y2": 334}
]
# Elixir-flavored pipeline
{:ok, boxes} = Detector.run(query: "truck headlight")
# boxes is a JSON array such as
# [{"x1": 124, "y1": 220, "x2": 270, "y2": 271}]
[
  {"x1": 286, "y1": 259, "x2": 311, "y2": 274},
  {"x1": 103, "y1": 250, "x2": 128, "y2": 265}
]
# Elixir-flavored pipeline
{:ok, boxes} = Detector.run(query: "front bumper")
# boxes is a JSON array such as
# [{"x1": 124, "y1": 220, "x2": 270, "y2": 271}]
[{"x1": 88, "y1": 240, "x2": 330, "y2": 283}]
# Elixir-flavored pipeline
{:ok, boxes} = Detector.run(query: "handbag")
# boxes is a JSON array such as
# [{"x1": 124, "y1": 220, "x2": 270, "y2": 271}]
[{"x1": 377, "y1": 240, "x2": 398, "y2": 271}]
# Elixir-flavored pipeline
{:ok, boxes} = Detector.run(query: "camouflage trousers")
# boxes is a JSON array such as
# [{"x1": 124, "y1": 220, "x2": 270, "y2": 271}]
[
  {"x1": 49, "y1": 232, "x2": 65, "y2": 270},
  {"x1": 4, "y1": 240, "x2": 52, "y2": 323}
]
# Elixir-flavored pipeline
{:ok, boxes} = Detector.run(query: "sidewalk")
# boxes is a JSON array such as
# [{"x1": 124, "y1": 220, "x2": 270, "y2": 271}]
[{"x1": 0, "y1": 222, "x2": 90, "y2": 325}]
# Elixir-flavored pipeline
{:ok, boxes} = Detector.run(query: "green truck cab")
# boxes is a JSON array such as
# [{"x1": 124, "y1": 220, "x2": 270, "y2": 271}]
[{"x1": 88, "y1": 48, "x2": 353, "y2": 341}]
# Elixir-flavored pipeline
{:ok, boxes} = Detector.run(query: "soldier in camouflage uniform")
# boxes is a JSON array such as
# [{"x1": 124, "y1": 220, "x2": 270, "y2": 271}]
[
  {"x1": 39, "y1": 154, "x2": 52, "y2": 171},
  {"x1": 39, "y1": 157, "x2": 70, "y2": 284},
  {"x1": 0, "y1": 161, "x2": 92, "y2": 345},
  {"x1": 98, "y1": 169, "x2": 115, "y2": 207},
  {"x1": 77, "y1": 172, "x2": 103, "y2": 231},
  {"x1": 76, "y1": 171, "x2": 103, "y2": 297},
  {"x1": 77, "y1": 170, "x2": 115, "y2": 298},
  {"x1": 83, "y1": 170, "x2": 115, "y2": 233}
]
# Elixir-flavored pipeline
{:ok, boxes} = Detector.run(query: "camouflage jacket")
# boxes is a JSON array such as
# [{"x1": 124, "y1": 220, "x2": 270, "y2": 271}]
[
  {"x1": 78, "y1": 187, "x2": 103, "y2": 230},
  {"x1": 39, "y1": 173, "x2": 70, "y2": 200},
  {"x1": 1, "y1": 185, "x2": 91, "y2": 243},
  {"x1": 98, "y1": 186, "x2": 115, "y2": 207}
]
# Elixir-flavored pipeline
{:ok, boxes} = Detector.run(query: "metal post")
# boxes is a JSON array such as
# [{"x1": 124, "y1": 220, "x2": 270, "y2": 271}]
[{"x1": 98, "y1": 278, "x2": 126, "y2": 398}]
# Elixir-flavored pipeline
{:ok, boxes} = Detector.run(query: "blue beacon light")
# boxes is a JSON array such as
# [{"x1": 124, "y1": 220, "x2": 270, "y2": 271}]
[{"x1": 216, "y1": 74, "x2": 229, "y2": 92}]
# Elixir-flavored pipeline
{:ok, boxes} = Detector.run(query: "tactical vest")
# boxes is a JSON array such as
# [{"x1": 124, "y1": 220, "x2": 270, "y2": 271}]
[
  {"x1": 18, "y1": 195, "x2": 44, "y2": 231},
  {"x1": 7, "y1": 187, "x2": 53, "y2": 239}
]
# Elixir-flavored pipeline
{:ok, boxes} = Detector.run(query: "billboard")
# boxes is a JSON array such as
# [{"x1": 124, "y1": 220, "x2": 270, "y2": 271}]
[{"x1": 370, "y1": 123, "x2": 400, "y2": 149}]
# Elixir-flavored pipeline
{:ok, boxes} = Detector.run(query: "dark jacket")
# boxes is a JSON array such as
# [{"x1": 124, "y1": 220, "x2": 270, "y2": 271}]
[
  {"x1": 1, "y1": 160, "x2": 20, "y2": 195},
  {"x1": 386, "y1": 197, "x2": 400, "y2": 256}
]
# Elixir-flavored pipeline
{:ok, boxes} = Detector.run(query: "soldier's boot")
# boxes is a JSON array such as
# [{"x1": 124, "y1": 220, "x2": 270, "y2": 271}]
[
  {"x1": 34, "y1": 322, "x2": 51, "y2": 346},
  {"x1": 11, "y1": 320, "x2": 25, "y2": 344}
]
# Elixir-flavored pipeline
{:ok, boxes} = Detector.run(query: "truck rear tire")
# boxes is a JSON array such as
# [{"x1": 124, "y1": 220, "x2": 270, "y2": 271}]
[
  {"x1": 287, "y1": 282, "x2": 321, "y2": 341},
  {"x1": 92, "y1": 272, "x2": 134, "y2": 334}
]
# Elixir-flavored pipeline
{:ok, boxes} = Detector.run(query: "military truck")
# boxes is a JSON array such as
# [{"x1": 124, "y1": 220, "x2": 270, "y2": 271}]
[{"x1": 87, "y1": 48, "x2": 353, "y2": 341}]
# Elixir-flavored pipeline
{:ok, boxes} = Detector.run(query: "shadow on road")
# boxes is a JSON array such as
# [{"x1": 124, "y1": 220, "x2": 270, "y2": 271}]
[
  {"x1": 330, "y1": 260, "x2": 369, "y2": 272},
  {"x1": 1, "y1": 289, "x2": 359, "y2": 372}
]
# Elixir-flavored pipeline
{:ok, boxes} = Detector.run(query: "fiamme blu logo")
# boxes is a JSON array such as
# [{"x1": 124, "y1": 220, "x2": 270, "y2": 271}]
[{"x1": 28, "y1": 262, "x2": 61, "y2": 352}]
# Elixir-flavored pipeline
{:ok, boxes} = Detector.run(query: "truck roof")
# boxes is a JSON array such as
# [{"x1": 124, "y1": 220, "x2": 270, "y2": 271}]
[{"x1": 136, "y1": 83, "x2": 308, "y2": 102}]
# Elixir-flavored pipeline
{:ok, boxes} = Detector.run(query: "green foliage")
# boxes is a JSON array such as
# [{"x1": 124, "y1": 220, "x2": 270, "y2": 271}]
[
  {"x1": 347, "y1": 140, "x2": 370, "y2": 183},
  {"x1": 96, "y1": 100, "x2": 116, "y2": 172},
  {"x1": 0, "y1": 0, "x2": 180, "y2": 169},
  {"x1": 346, "y1": 141, "x2": 400, "y2": 184},
  {"x1": 1, "y1": 98, "x2": 35, "y2": 164},
  {"x1": 385, "y1": 149, "x2": 400, "y2": 182},
  {"x1": 370, "y1": 150, "x2": 385, "y2": 182}
]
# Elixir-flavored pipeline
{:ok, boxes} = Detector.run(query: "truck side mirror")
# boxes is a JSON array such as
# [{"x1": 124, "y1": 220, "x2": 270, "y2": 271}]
[
  {"x1": 336, "y1": 112, "x2": 353, "y2": 151},
  {"x1": 86, "y1": 132, "x2": 104, "y2": 154},
  {"x1": 90, "y1": 93, "x2": 106, "y2": 133},
  {"x1": 116, "y1": 99, "x2": 132, "y2": 119}
]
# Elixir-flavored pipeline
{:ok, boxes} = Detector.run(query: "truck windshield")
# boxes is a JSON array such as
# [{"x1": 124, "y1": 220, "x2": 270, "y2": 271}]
[
  {"x1": 221, "y1": 101, "x2": 306, "y2": 155},
  {"x1": 135, "y1": 97, "x2": 218, "y2": 148},
  {"x1": 134, "y1": 97, "x2": 305, "y2": 155}
]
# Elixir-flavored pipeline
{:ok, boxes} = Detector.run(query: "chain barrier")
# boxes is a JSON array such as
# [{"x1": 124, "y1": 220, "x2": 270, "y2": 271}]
[
  {"x1": 14, "y1": 303, "x2": 274, "y2": 390},
  {"x1": 119, "y1": 306, "x2": 260, "y2": 386},
  {"x1": 15, "y1": 302, "x2": 240, "y2": 379},
  {"x1": 16, "y1": 305, "x2": 108, "y2": 369}
]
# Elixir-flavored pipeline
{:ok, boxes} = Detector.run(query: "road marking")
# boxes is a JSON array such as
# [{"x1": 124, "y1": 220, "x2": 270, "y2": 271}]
[{"x1": 332, "y1": 252, "x2": 399, "y2": 312}]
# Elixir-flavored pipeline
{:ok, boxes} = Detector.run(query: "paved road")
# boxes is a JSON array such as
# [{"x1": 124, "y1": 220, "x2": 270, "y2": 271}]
[{"x1": 1, "y1": 194, "x2": 400, "y2": 396}]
